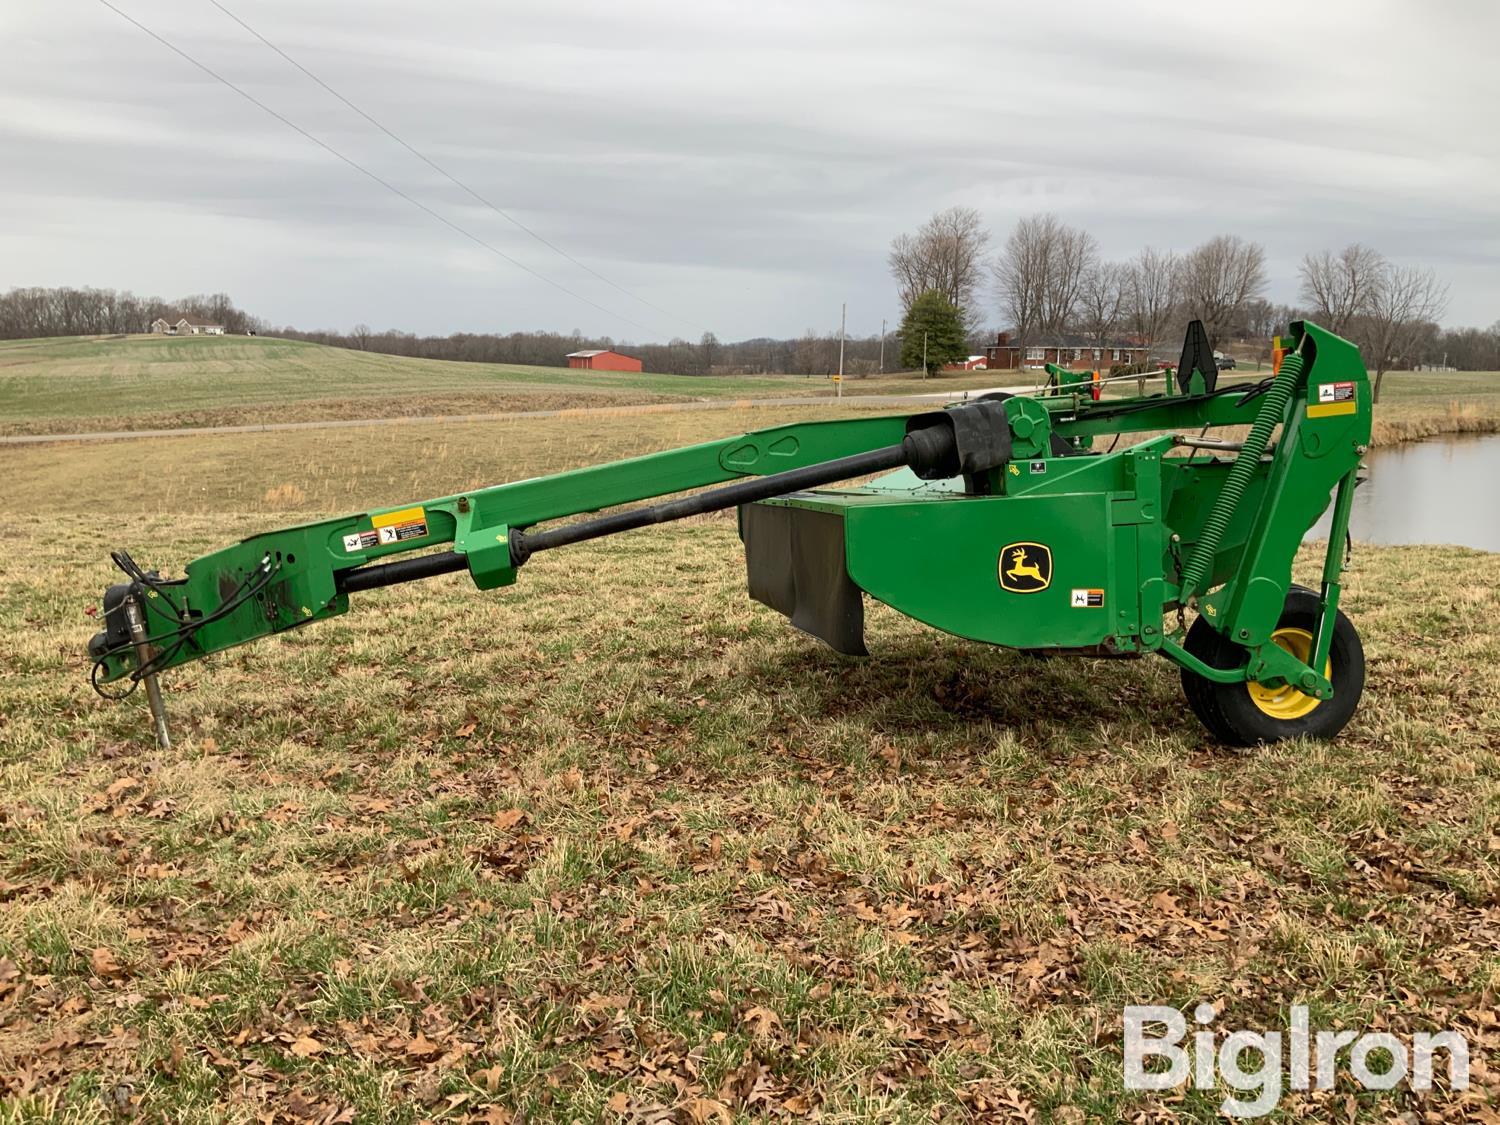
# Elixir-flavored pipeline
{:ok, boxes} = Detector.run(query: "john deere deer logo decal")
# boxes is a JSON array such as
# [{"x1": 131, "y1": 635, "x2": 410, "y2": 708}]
[{"x1": 999, "y1": 542, "x2": 1052, "y2": 593}]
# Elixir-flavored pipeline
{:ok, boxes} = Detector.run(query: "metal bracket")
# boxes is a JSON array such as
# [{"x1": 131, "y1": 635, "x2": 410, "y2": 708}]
[{"x1": 1159, "y1": 634, "x2": 1333, "y2": 699}]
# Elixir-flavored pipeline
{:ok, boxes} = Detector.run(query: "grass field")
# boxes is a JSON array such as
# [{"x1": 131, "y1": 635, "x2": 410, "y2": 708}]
[
  {"x1": 3, "y1": 335, "x2": 1496, "y2": 444},
  {"x1": 5, "y1": 407, "x2": 896, "y2": 516},
  {"x1": 0, "y1": 336, "x2": 1010, "y2": 437},
  {"x1": 1, "y1": 343, "x2": 1499, "y2": 1121}
]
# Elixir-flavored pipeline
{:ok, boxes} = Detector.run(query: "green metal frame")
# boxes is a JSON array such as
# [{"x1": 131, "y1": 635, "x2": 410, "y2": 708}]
[
  {"x1": 1043, "y1": 361, "x2": 1097, "y2": 398},
  {"x1": 93, "y1": 322, "x2": 1371, "y2": 718}
]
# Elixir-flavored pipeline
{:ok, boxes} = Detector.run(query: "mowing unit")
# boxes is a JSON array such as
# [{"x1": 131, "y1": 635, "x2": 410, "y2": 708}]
[{"x1": 91, "y1": 320, "x2": 1371, "y2": 748}]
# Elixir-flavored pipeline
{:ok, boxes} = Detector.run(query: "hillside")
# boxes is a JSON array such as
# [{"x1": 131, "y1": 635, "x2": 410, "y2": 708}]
[
  {"x1": 0, "y1": 335, "x2": 1026, "y2": 437},
  {"x1": 0, "y1": 334, "x2": 797, "y2": 436},
  {"x1": 7, "y1": 334, "x2": 1492, "y2": 442}
]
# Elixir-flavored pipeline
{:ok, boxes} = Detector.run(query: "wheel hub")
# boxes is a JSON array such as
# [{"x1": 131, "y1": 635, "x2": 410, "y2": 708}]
[{"x1": 1247, "y1": 627, "x2": 1328, "y2": 720}]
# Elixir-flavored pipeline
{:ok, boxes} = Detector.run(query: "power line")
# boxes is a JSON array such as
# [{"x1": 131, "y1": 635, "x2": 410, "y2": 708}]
[
  {"x1": 207, "y1": 0, "x2": 696, "y2": 335},
  {"x1": 95, "y1": 0, "x2": 665, "y2": 338}
]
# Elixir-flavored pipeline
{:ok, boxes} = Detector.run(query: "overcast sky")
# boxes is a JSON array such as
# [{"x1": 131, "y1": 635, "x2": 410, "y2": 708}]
[{"x1": 3, "y1": 0, "x2": 1497, "y2": 341}]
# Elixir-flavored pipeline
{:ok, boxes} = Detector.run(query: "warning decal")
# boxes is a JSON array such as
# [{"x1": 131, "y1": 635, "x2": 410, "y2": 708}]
[
  {"x1": 371, "y1": 506, "x2": 430, "y2": 546},
  {"x1": 343, "y1": 507, "x2": 430, "y2": 552},
  {"x1": 378, "y1": 522, "x2": 428, "y2": 545},
  {"x1": 1071, "y1": 588, "x2": 1105, "y2": 608},
  {"x1": 342, "y1": 530, "x2": 380, "y2": 553},
  {"x1": 1308, "y1": 381, "x2": 1358, "y2": 418},
  {"x1": 372, "y1": 506, "x2": 426, "y2": 529}
]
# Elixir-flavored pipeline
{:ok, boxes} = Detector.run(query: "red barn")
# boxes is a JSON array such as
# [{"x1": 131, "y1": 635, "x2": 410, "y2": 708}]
[{"x1": 566, "y1": 348, "x2": 643, "y2": 373}]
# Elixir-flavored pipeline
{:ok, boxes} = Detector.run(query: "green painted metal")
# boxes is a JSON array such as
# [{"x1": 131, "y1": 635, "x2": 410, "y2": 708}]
[
  {"x1": 91, "y1": 321, "x2": 1373, "y2": 734},
  {"x1": 1310, "y1": 467, "x2": 1358, "y2": 674},
  {"x1": 1159, "y1": 637, "x2": 1245, "y2": 684},
  {"x1": 1191, "y1": 323, "x2": 1370, "y2": 691},
  {"x1": 1043, "y1": 362, "x2": 1097, "y2": 398},
  {"x1": 92, "y1": 415, "x2": 909, "y2": 682}
]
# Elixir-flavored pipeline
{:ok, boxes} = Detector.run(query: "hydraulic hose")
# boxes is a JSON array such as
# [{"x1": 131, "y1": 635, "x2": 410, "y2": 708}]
[
  {"x1": 336, "y1": 550, "x2": 468, "y2": 593},
  {"x1": 1177, "y1": 350, "x2": 1306, "y2": 603}
]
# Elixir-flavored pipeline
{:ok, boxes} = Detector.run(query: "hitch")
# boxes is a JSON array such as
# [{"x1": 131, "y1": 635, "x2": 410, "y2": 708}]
[{"x1": 89, "y1": 549, "x2": 277, "y2": 749}]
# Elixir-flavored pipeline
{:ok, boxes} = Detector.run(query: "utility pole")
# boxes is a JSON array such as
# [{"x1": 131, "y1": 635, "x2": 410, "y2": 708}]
[
  {"x1": 879, "y1": 317, "x2": 886, "y2": 373},
  {"x1": 837, "y1": 302, "x2": 846, "y2": 399},
  {"x1": 922, "y1": 331, "x2": 928, "y2": 379}
]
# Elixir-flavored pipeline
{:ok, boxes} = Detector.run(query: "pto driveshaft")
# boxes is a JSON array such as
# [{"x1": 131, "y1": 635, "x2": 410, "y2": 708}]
[{"x1": 335, "y1": 423, "x2": 965, "y2": 595}]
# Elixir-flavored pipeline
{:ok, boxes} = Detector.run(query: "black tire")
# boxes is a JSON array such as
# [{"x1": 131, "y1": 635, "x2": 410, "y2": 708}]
[
  {"x1": 1181, "y1": 611, "x2": 1237, "y2": 744},
  {"x1": 1180, "y1": 586, "x2": 1365, "y2": 746}
]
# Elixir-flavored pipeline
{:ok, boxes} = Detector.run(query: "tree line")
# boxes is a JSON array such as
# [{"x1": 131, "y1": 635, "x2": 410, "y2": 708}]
[
  {"x1": 0, "y1": 286, "x2": 262, "y2": 339},
  {"x1": 273, "y1": 324, "x2": 905, "y2": 377},
  {"x1": 3, "y1": 269, "x2": 1493, "y2": 389},
  {"x1": 1296, "y1": 244, "x2": 1452, "y2": 398},
  {"x1": 887, "y1": 207, "x2": 1491, "y2": 394}
]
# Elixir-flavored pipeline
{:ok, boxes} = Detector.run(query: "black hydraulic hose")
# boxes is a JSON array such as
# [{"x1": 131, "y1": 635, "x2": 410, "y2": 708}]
[
  {"x1": 510, "y1": 440, "x2": 915, "y2": 563},
  {"x1": 336, "y1": 550, "x2": 467, "y2": 593}
]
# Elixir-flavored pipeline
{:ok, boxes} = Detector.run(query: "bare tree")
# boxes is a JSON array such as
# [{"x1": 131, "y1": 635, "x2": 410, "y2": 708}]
[
  {"x1": 991, "y1": 216, "x2": 1050, "y2": 344},
  {"x1": 1235, "y1": 297, "x2": 1274, "y2": 340},
  {"x1": 1427, "y1": 322, "x2": 1500, "y2": 371},
  {"x1": 991, "y1": 214, "x2": 1098, "y2": 343},
  {"x1": 1356, "y1": 265, "x2": 1449, "y2": 401},
  {"x1": 792, "y1": 329, "x2": 838, "y2": 375},
  {"x1": 1123, "y1": 247, "x2": 1180, "y2": 357},
  {"x1": 699, "y1": 331, "x2": 720, "y2": 372},
  {"x1": 1179, "y1": 235, "x2": 1267, "y2": 348},
  {"x1": 1297, "y1": 244, "x2": 1385, "y2": 334},
  {"x1": 888, "y1": 233, "x2": 926, "y2": 314},
  {"x1": 1076, "y1": 261, "x2": 1128, "y2": 347},
  {"x1": 887, "y1": 206, "x2": 990, "y2": 324},
  {"x1": 1042, "y1": 223, "x2": 1097, "y2": 335},
  {"x1": 1230, "y1": 298, "x2": 1300, "y2": 362}
]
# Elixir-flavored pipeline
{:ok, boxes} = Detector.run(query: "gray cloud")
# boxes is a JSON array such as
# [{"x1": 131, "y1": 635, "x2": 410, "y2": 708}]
[{"x1": 2, "y1": 0, "x2": 1496, "y2": 340}]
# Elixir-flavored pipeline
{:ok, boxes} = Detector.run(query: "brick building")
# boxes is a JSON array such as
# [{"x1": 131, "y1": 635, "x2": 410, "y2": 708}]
[{"x1": 985, "y1": 331, "x2": 1148, "y2": 371}]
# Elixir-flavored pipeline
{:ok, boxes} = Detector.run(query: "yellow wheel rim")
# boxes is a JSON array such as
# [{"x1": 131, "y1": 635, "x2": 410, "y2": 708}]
[{"x1": 1246, "y1": 627, "x2": 1328, "y2": 720}]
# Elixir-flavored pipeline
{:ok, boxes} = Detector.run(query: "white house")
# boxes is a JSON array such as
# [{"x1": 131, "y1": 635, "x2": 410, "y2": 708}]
[{"x1": 152, "y1": 316, "x2": 225, "y2": 336}]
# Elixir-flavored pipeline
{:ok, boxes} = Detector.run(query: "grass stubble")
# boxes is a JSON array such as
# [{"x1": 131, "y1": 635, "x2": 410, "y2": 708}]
[{"x1": 0, "y1": 349, "x2": 1498, "y2": 1121}]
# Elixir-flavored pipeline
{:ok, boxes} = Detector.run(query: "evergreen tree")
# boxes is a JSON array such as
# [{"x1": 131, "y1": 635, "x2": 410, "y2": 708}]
[{"x1": 898, "y1": 289, "x2": 967, "y2": 376}]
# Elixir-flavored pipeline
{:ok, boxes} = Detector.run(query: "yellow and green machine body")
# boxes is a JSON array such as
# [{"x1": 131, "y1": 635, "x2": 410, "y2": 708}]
[{"x1": 91, "y1": 320, "x2": 1372, "y2": 747}]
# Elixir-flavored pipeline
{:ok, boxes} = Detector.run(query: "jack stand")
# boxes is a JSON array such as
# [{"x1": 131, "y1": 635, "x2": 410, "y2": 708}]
[{"x1": 123, "y1": 596, "x2": 171, "y2": 750}]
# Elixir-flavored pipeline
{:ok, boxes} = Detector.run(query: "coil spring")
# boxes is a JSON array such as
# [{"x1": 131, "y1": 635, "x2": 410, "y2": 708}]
[{"x1": 1178, "y1": 351, "x2": 1305, "y2": 602}]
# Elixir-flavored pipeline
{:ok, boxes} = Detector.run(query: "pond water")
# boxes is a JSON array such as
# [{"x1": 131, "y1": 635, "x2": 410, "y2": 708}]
[{"x1": 1305, "y1": 433, "x2": 1500, "y2": 551}]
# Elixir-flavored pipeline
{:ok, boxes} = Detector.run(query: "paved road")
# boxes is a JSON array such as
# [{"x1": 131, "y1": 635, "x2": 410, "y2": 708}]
[{"x1": 0, "y1": 386, "x2": 1033, "y2": 446}]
